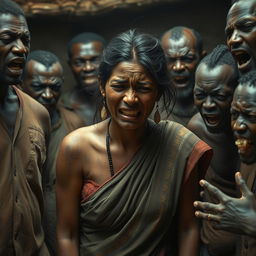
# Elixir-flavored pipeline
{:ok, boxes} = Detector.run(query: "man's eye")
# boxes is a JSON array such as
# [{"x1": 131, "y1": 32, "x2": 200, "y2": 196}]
[
  {"x1": 21, "y1": 36, "x2": 30, "y2": 46},
  {"x1": 240, "y1": 22, "x2": 256, "y2": 32},
  {"x1": 216, "y1": 94, "x2": 227, "y2": 101},
  {"x1": 246, "y1": 114, "x2": 256, "y2": 123},
  {"x1": 182, "y1": 56, "x2": 195, "y2": 63},
  {"x1": 51, "y1": 84, "x2": 61, "y2": 91},
  {"x1": 32, "y1": 83, "x2": 43, "y2": 90},
  {"x1": 194, "y1": 93, "x2": 205, "y2": 100},
  {"x1": 0, "y1": 34, "x2": 12, "y2": 43}
]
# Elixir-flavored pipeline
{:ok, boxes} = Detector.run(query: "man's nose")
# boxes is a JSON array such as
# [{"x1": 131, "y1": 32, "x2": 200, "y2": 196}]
[
  {"x1": 227, "y1": 29, "x2": 242, "y2": 49},
  {"x1": 232, "y1": 116, "x2": 247, "y2": 134},
  {"x1": 42, "y1": 87, "x2": 53, "y2": 99},
  {"x1": 12, "y1": 38, "x2": 28, "y2": 55},
  {"x1": 202, "y1": 96, "x2": 216, "y2": 110},
  {"x1": 82, "y1": 60, "x2": 94, "y2": 72},
  {"x1": 172, "y1": 60, "x2": 185, "y2": 72}
]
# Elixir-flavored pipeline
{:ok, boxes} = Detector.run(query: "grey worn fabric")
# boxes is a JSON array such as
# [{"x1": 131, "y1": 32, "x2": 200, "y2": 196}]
[{"x1": 79, "y1": 120, "x2": 212, "y2": 256}]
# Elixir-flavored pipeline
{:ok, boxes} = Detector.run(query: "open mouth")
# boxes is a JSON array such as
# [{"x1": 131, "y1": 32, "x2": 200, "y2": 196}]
[
  {"x1": 7, "y1": 59, "x2": 24, "y2": 74},
  {"x1": 173, "y1": 76, "x2": 189, "y2": 86},
  {"x1": 232, "y1": 50, "x2": 251, "y2": 69},
  {"x1": 235, "y1": 138, "x2": 253, "y2": 154},
  {"x1": 204, "y1": 115, "x2": 220, "y2": 126}
]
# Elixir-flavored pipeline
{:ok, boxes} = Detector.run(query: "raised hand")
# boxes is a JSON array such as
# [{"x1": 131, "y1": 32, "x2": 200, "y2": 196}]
[{"x1": 193, "y1": 172, "x2": 256, "y2": 237}]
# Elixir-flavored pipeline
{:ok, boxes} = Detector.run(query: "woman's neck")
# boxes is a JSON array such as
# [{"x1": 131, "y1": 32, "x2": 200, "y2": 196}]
[{"x1": 108, "y1": 119, "x2": 149, "y2": 150}]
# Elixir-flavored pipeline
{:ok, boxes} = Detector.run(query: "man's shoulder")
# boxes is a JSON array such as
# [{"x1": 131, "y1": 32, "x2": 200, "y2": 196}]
[{"x1": 14, "y1": 86, "x2": 51, "y2": 133}]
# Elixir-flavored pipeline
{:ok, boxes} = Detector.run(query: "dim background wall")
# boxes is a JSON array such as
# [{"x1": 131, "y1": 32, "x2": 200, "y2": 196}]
[{"x1": 27, "y1": 0, "x2": 232, "y2": 92}]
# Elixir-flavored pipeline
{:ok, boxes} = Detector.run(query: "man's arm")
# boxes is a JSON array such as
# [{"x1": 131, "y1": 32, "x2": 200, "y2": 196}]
[{"x1": 194, "y1": 172, "x2": 256, "y2": 237}]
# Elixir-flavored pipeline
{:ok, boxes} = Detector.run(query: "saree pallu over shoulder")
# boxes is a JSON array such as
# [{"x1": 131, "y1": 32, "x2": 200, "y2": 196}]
[{"x1": 80, "y1": 120, "x2": 212, "y2": 256}]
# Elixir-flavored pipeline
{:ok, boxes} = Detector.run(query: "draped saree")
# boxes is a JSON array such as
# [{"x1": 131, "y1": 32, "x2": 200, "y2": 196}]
[{"x1": 80, "y1": 120, "x2": 212, "y2": 255}]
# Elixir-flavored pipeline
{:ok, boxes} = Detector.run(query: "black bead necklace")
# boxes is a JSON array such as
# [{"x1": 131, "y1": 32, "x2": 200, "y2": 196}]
[{"x1": 106, "y1": 119, "x2": 115, "y2": 177}]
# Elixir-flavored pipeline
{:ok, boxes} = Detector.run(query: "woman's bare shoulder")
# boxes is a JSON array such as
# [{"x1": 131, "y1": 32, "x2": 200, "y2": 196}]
[{"x1": 60, "y1": 120, "x2": 108, "y2": 154}]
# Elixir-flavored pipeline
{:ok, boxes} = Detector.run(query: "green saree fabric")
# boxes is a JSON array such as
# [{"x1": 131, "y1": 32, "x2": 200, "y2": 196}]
[{"x1": 80, "y1": 120, "x2": 212, "y2": 256}]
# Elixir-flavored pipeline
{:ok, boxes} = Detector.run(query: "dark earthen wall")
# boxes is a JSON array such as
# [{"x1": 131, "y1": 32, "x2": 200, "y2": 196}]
[{"x1": 27, "y1": 0, "x2": 232, "y2": 91}]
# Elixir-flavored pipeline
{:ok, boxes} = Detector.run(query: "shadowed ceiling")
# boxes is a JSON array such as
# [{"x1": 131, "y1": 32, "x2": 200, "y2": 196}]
[{"x1": 15, "y1": 0, "x2": 186, "y2": 16}]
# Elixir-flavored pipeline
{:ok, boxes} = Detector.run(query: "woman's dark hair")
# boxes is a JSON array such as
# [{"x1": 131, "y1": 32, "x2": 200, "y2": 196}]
[{"x1": 98, "y1": 29, "x2": 175, "y2": 117}]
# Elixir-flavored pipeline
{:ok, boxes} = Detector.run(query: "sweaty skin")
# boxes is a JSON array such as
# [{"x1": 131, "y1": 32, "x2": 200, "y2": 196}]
[
  {"x1": 56, "y1": 61, "x2": 201, "y2": 256},
  {"x1": 161, "y1": 28, "x2": 206, "y2": 122},
  {"x1": 194, "y1": 83, "x2": 256, "y2": 238},
  {"x1": 226, "y1": 0, "x2": 256, "y2": 74},
  {"x1": 62, "y1": 40, "x2": 105, "y2": 125}
]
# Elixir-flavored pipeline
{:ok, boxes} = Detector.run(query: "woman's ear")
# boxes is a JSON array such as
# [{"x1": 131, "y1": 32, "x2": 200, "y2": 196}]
[{"x1": 98, "y1": 77, "x2": 106, "y2": 97}]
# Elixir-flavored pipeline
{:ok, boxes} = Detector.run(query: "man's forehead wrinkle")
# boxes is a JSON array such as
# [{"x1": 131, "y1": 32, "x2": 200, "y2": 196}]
[
  {"x1": 229, "y1": 2, "x2": 256, "y2": 20},
  {"x1": 168, "y1": 44, "x2": 190, "y2": 56}
]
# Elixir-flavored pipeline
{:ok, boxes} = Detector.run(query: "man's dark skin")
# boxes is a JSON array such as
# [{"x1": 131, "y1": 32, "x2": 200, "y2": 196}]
[
  {"x1": 188, "y1": 45, "x2": 240, "y2": 256},
  {"x1": 226, "y1": 0, "x2": 256, "y2": 74},
  {"x1": 188, "y1": 56, "x2": 240, "y2": 181},
  {"x1": 62, "y1": 33, "x2": 106, "y2": 125},
  {"x1": 22, "y1": 51, "x2": 84, "y2": 256},
  {"x1": 0, "y1": 2, "x2": 50, "y2": 255},
  {"x1": 194, "y1": 76, "x2": 256, "y2": 243},
  {"x1": 0, "y1": 12, "x2": 29, "y2": 135},
  {"x1": 160, "y1": 26, "x2": 206, "y2": 126},
  {"x1": 22, "y1": 58, "x2": 63, "y2": 127}
]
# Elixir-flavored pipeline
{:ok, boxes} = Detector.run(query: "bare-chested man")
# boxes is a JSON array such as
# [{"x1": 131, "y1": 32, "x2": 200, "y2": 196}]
[{"x1": 188, "y1": 44, "x2": 240, "y2": 256}]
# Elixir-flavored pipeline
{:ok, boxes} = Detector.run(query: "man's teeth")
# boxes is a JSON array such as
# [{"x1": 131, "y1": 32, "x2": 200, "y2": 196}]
[{"x1": 235, "y1": 139, "x2": 251, "y2": 150}]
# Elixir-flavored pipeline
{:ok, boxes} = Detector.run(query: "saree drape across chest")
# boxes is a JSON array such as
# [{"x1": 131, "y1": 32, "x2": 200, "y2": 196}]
[{"x1": 80, "y1": 120, "x2": 212, "y2": 256}]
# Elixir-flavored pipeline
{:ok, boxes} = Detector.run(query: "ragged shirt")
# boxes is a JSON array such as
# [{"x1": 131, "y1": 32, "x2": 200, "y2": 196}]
[{"x1": 0, "y1": 86, "x2": 50, "y2": 256}]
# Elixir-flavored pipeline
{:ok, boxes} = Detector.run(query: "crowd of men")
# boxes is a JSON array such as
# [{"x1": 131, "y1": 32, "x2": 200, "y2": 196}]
[{"x1": 1, "y1": 0, "x2": 256, "y2": 255}]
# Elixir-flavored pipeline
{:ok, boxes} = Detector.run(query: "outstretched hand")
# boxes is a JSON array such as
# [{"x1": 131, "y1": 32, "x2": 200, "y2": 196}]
[{"x1": 194, "y1": 172, "x2": 256, "y2": 237}]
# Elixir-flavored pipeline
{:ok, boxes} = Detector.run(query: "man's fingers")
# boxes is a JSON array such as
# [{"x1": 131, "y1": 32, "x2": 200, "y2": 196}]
[
  {"x1": 235, "y1": 172, "x2": 252, "y2": 197},
  {"x1": 194, "y1": 200, "x2": 220, "y2": 213},
  {"x1": 199, "y1": 179, "x2": 228, "y2": 203},
  {"x1": 194, "y1": 210, "x2": 220, "y2": 222}
]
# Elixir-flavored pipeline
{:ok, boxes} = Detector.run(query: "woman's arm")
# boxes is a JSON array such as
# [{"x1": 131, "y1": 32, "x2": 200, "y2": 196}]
[
  {"x1": 56, "y1": 135, "x2": 83, "y2": 256},
  {"x1": 178, "y1": 166, "x2": 200, "y2": 256}
]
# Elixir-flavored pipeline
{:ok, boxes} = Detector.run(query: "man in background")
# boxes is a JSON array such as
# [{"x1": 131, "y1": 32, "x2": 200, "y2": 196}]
[
  {"x1": 61, "y1": 32, "x2": 107, "y2": 125},
  {"x1": 22, "y1": 50, "x2": 84, "y2": 256}
]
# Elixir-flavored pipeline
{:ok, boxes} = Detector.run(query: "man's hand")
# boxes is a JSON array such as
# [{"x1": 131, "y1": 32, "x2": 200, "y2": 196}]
[{"x1": 193, "y1": 172, "x2": 256, "y2": 237}]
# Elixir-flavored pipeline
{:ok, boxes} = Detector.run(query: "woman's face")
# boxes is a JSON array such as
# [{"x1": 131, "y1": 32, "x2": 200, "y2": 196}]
[{"x1": 101, "y1": 61, "x2": 159, "y2": 130}]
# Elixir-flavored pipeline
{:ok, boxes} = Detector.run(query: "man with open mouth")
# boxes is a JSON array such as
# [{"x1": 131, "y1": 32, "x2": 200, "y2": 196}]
[
  {"x1": 194, "y1": 70, "x2": 256, "y2": 256},
  {"x1": 0, "y1": 0, "x2": 51, "y2": 255},
  {"x1": 226, "y1": 0, "x2": 256, "y2": 74},
  {"x1": 159, "y1": 26, "x2": 206, "y2": 126},
  {"x1": 188, "y1": 44, "x2": 240, "y2": 256},
  {"x1": 60, "y1": 32, "x2": 107, "y2": 125}
]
